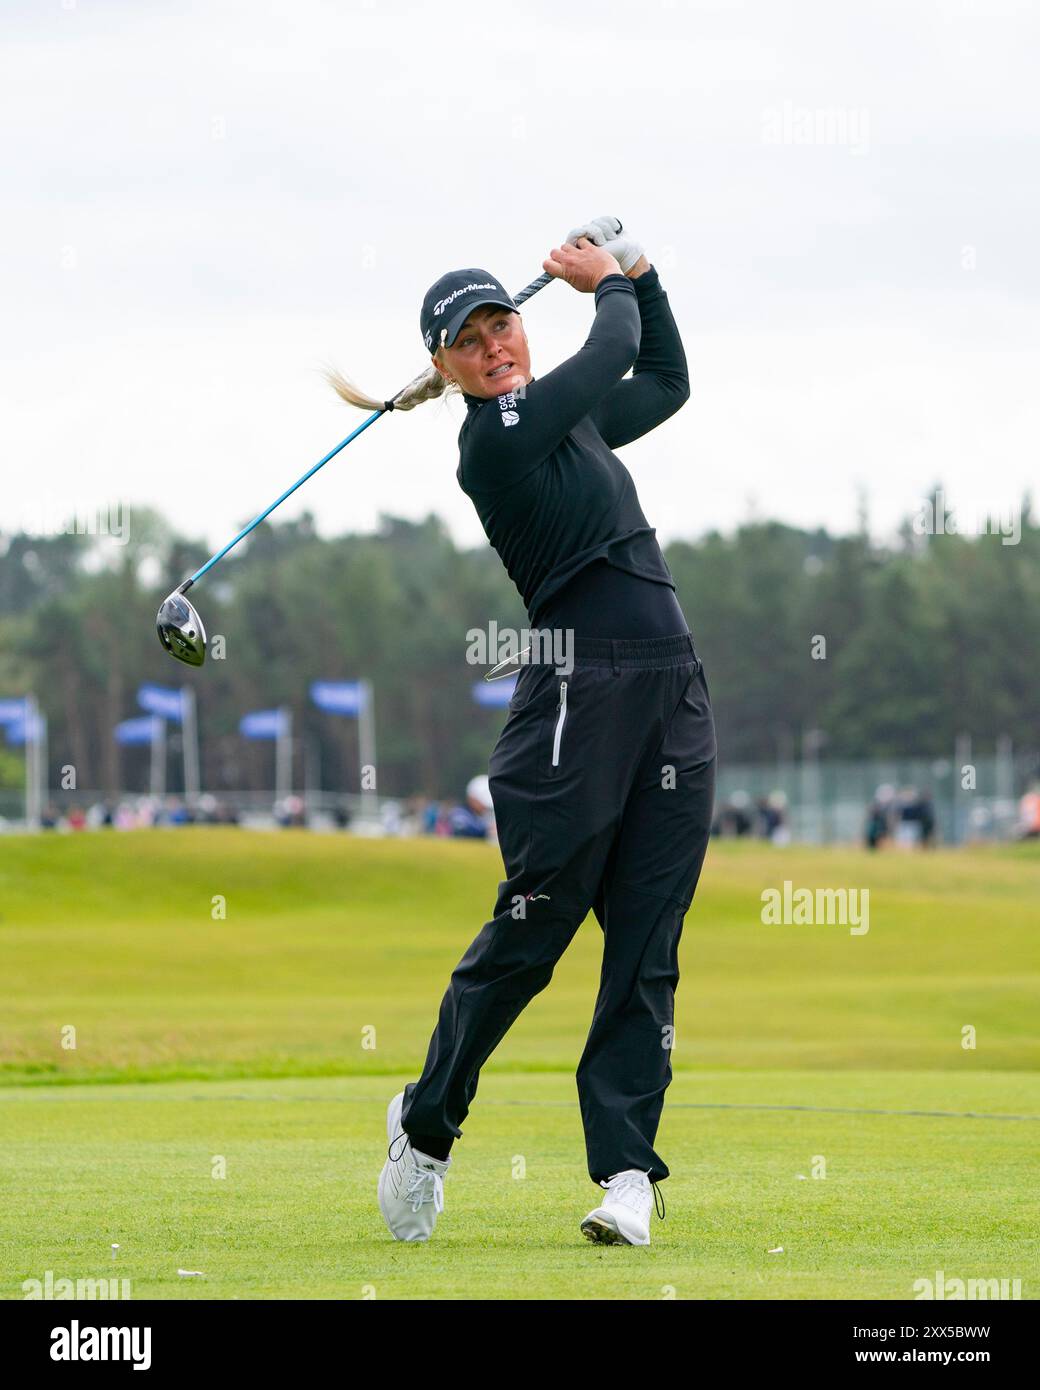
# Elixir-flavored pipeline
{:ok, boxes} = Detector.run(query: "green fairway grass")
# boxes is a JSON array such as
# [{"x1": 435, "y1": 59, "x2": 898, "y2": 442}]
[
  {"x1": 2, "y1": 1072, "x2": 1037, "y2": 1300},
  {"x1": 1, "y1": 831, "x2": 1037, "y2": 1298}
]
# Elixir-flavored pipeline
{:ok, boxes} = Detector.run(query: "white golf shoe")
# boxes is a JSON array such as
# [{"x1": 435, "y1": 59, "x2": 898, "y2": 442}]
[
  {"x1": 581, "y1": 1169, "x2": 659, "y2": 1246},
  {"x1": 377, "y1": 1091, "x2": 451, "y2": 1242}
]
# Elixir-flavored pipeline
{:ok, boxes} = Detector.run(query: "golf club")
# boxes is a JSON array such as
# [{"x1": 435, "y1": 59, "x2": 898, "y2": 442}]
[{"x1": 156, "y1": 269, "x2": 555, "y2": 666}]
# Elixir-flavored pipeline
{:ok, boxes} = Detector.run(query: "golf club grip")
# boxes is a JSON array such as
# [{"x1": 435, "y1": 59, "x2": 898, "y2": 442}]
[{"x1": 513, "y1": 270, "x2": 553, "y2": 306}]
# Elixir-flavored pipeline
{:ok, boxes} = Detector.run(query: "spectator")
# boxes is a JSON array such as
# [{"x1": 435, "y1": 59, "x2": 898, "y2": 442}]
[
  {"x1": 865, "y1": 784, "x2": 895, "y2": 850},
  {"x1": 448, "y1": 803, "x2": 489, "y2": 838},
  {"x1": 445, "y1": 776, "x2": 497, "y2": 840},
  {"x1": 915, "y1": 788, "x2": 937, "y2": 848},
  {"x1": 755, "y1": 792, "x2": 790, "y2": 842},
  {"x1": 894, "y1": 786, "x2": 937, "y2": 849},
  {"x1": 714, "y1": 792, "x2": 753, "y2": 838},
  {"x1": 1017, "y1": 786, "x2": 1040, "y2": 839}
]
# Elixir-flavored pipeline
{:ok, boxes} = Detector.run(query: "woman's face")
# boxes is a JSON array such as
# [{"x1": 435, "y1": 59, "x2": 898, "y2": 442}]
[{"x1": 432, "y1": 305, "x2": 532, "y2": 399}]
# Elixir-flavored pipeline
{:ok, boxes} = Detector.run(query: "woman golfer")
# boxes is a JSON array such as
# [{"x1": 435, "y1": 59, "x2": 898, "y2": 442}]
[{"x1": 364, "y1": 218, "x2": 716, "y2": 1245}]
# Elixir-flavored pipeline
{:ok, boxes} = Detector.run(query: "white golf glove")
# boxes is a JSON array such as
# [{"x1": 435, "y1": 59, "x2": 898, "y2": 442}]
[
  {"x1": 567, "y1": 215, "x2": 623, "y2": 245},
  {"x1": 565, "y1": 215, "x2": 644, "y2": 274}
]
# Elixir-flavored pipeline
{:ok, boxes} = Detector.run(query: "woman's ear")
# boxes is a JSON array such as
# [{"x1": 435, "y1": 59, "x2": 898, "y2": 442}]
[{"x1": 431, "y1": 353, "x2": 455, "y2": 385}]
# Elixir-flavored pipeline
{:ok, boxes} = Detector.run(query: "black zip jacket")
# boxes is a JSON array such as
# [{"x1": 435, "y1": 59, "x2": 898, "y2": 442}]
[{"x1": 457, "y1": 265, "x2": 690, "y2": 631}]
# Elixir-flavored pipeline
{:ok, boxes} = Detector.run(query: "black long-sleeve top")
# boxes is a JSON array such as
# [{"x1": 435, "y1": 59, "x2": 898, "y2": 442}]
[{"x1": 456, "y1": 265, "x2": 691, "y2": 634}]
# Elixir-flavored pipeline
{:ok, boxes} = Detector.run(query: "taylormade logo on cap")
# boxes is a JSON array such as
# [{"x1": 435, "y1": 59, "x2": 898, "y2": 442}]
[{"x1": 433, "y1": 283, "x2": 498, "y2": 318}]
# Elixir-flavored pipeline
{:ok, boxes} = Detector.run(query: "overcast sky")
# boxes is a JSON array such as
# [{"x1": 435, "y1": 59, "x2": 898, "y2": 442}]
[{"x1": 2, "y1": 0, "x2": 1036, "y2": 560}]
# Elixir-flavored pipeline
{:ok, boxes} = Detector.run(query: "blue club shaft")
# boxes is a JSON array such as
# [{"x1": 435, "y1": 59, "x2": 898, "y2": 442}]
[{"x1": 188, "y1": 410, "x2": 383, "y2": 586}]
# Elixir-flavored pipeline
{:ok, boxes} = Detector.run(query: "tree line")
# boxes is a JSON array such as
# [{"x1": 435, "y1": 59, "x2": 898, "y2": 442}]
[{"x1": 0, "y1": 491, "x2": 1036, "y2": 799}]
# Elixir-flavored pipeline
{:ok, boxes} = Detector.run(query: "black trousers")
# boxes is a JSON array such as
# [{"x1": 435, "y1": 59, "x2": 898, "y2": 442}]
[{"x1": 400, "y1": 632, "x2": 717, "y2": 1184}]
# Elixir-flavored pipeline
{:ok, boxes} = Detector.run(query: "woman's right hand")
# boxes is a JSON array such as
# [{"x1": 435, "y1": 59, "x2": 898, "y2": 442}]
[{"x1": 542, "y1": 238, "x2": 621, "y2": 294}]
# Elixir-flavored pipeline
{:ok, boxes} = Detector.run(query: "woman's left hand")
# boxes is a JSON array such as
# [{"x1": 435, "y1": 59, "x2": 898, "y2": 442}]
[{"x1": 565, "y1": 215, "x2": 645, "y2": 274}]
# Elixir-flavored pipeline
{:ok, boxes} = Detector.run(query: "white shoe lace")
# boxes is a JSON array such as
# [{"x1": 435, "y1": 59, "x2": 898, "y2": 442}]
[
  {"x1": 602, "y1": 1170, "x2": 651, "y2": 1214},
  {"x1": 404, "y1": 1164, "x2": 445, "y2": 1215}
]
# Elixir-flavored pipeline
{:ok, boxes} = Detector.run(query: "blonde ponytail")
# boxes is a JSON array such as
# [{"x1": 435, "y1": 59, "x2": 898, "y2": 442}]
[{"x1": 324, "y1": 337, "x2": 462, "y2": 414}]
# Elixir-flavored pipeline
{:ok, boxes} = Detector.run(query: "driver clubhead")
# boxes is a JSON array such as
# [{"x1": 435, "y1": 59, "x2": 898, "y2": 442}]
[{"x1": 157, "y1": 589, "x2": 207, "y2": 666}]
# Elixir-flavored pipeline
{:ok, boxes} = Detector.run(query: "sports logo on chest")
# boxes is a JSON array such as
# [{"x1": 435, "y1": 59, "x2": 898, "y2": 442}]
[{"x1": 497, "y1": 391, "x2": 520, "y2": 427}]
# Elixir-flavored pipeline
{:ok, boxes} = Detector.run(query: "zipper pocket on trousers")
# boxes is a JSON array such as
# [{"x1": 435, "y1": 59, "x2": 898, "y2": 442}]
[{"x1": 551, "y1": 680, "x2": 568, "y2": 767}]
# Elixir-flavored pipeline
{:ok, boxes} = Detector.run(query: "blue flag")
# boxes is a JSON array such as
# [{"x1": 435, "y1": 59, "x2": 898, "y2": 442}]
[
  {"x1": 6, "y1": 719, "x2": 42, "y2": 745},
  {"x1": 0, "y1": 697, "x2": 27, "y2": 724},
  {"x1": 114, "y1": 716, "x2": 159, "y2": 746},
  {"x1": 137, "y1": 683, "x2": 185, "y2": 722},
  {"x1": 310, "y1": 681, "x2": 366, "y2": 716},
  {"x1": 240, "y1": 709, "x2": 288, "y2": 740},
  {"x1": 472, "y1": 677, "x2": 517, "y2": 708}
]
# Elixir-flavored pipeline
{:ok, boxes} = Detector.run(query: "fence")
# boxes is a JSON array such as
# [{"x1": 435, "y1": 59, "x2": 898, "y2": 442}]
[
  {"x1": 716, "y1": 750, "x2": 1036, "y2": 845},
  {"x1": 0, "y1": 789, "x2": 390, "y2": 833},
  {"x1": 2, "y1": 749, "x2": 1037, "y2": 844}
]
